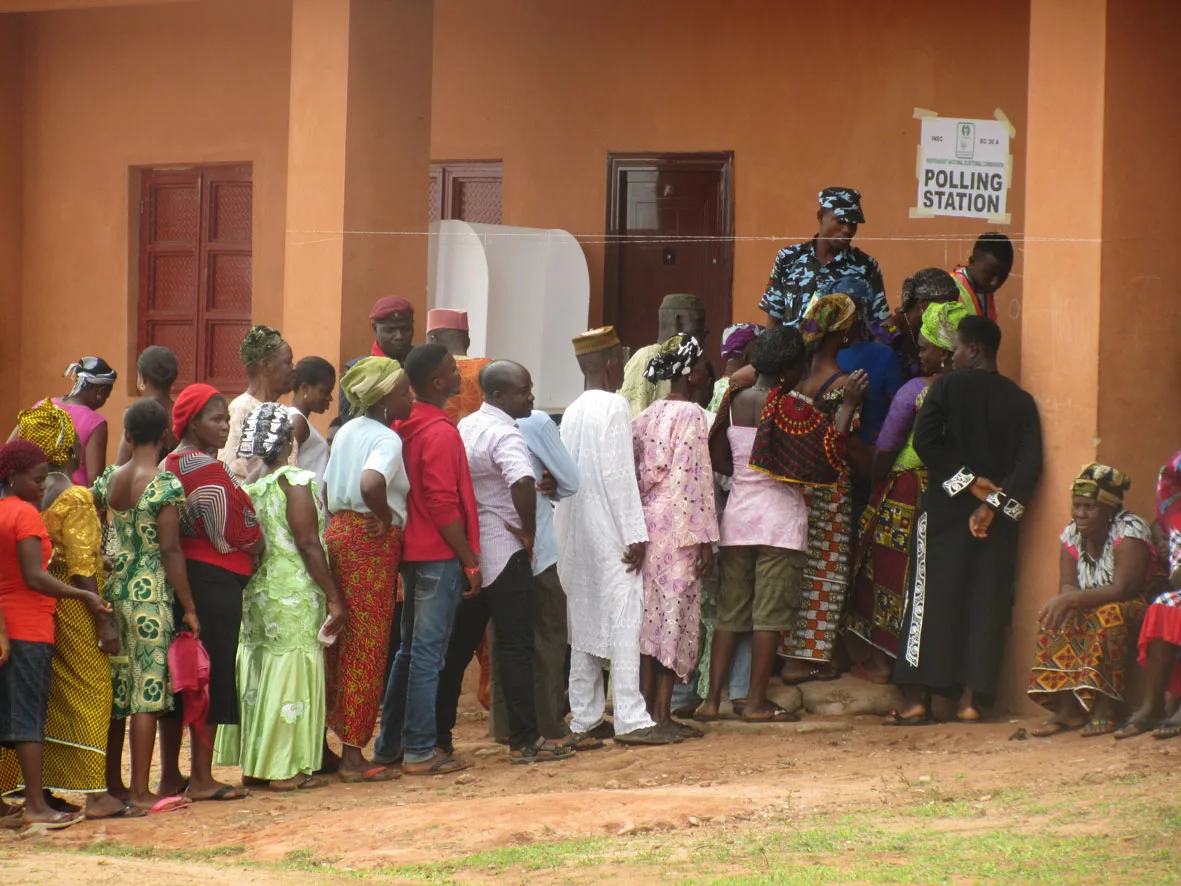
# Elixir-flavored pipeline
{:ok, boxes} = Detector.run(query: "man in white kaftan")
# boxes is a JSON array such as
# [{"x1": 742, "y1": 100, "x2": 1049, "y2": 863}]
[{"x1": 556, "y1": 327, "x2": 675, "y2": 745}]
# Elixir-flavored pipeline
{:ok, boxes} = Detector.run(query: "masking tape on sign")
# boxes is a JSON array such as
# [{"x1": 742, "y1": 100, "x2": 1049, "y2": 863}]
[
  {"x1": 994, "y1": 107, "x2": 1017, "y2": 138},
  {"x1": 908, "y1": 207, "x2": 937, "y2": 219},
  {"x1": 987, "y1": 213, "x2": 1012, "y2": 225},
  {"x1": 913, "y1": 107, "x2": 938, "y2": 119}
]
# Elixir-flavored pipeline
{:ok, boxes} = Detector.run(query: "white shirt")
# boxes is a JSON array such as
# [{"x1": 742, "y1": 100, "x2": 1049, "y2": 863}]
[
  {"x1": 458, "y1": 402, "x2": 536, "y2": 584},
  {"x1": 296, "y1": 415, "x2": 330, "y2": 493},
  {"x1": 323, "y1": 416, "x2": 409, "y2": 524},
  {"x1": 555, "y1": 390, "x2": 649, "y2": 657}
]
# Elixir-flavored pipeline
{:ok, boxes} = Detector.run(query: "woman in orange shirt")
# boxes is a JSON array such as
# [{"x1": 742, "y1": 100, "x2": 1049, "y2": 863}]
[{"x1": 0, "y1": 440, "x2": 111, "y2": 829}]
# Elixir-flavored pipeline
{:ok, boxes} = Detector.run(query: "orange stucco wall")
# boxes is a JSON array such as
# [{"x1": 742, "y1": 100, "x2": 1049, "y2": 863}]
[
  {"x1": 1098, "y1": 0, "x2": 1181, "y2": 517},
  {"x1": 429, "y1": 0, "x2": 1030, "y2": 375},
  {"x1": 17, "y1": 0, "x2": 292, "y2": 430},
  {"x1": 0, "y1": 15, "x2": 23, "y2": 429}
]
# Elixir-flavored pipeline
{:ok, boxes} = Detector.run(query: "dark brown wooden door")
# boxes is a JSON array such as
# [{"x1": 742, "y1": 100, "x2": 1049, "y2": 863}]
[
  {"x1": 138, "y1": 164, "x2": 252, "y2": 393},
  {"x1": 605, "y1": 153, "x2": 733, "y2": 359}
]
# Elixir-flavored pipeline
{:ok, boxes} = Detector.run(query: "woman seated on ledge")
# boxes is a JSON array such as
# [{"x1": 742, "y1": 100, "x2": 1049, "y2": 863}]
[
  {"x1": 1028, "y1": 464, "x2": 1160, "y2": 738},
  {"x1": 1115, "y1": 451, "x2": 1181, "y2": 741}
]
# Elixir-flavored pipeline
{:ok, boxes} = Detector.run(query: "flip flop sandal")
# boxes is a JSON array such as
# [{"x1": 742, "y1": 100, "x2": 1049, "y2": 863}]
[
  {"x1": 560, "y1": 732, "x2": 605, "y2": 751},
  {"x1": 1113, "y1": 717, "x2": 1159, "y2": 740},
  {"x1": 149, "y1": 796, "x2": 190, "y2": 814},
  {"x1": 671, "y1": 703, "x2": 701, "y2": 719},
  {"x1": 269, "y1": 774, "x2": 330, "y2": 792},
  {"x1": 671, "y1": 721, "x2": 706, "y2": 740},
  {"x1": 403, "y1": 752, "x2": 469, "y2": 775},
  {"x1": 339, "y1": 765, "x2": 401, "y2": 783},
  {"x1": 186, "y1": 785, "x2": 251, "y2": 801},
  {"x1": 89, "y1": 801, "x2": 149, "y2": 820},
  {"x1": 1153, "y1": 723, "x2": 1181, "y2": 741},
  {"x1": 742, "y1": 703, "x2": 800, "y2": 723},
  {"x1": 23, "y1": 811, "x2": 82, "y2": 831},
  {"x1": 1080, "y1": 719, "x2": 1117, "y2": 738},
  {"x1": 691, "y1": 708, "x2": 720, "y2": 723},
  {"x1": 730, "y1": 699, "x2": 747, "y2": 716},
  {"x1": 1030, "y1": 720, "x2": 1079, "y2": 738},
  {"x1": 0, "y1": 810, "x2": 25, "y2": 830},
  {"x1": 883, "y1": 710, "x2": 935, "y2": 727}
]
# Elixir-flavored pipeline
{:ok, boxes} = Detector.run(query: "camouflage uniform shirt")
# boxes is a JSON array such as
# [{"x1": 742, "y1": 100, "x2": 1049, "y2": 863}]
[{"x1": 758, "y1": 238, "x2": 887, "y2": 327}]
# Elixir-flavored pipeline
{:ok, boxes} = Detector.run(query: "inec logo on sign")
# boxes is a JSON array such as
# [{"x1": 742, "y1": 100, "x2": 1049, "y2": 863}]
[{"x1": 956, "y1": 122, "x2": 975, "y2": 159}]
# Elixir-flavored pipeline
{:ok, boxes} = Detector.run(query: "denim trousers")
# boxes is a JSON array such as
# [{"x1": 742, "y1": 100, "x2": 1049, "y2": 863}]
[{"x1": 374, "y1": 558, "x2": 465, "y2": 764}]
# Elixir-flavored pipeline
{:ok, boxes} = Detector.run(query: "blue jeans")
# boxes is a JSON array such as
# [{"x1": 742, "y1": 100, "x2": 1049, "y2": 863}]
[
  {"x1": 669, "y1": 633, "x2": 753, "y2": 710},
  {"x1": 374, "y1": 558, "x2": 465, "y2": 764}
]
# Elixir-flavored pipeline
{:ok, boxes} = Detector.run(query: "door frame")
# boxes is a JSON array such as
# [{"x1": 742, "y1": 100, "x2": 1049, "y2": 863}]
[{"x1": 602, "y1": 151, "x2": 735, "y2": 331}]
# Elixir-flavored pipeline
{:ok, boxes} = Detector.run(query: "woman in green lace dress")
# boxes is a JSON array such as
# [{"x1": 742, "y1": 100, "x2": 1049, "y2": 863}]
[{"x1": 214, "y1": 404, "x2": 346, "y2": 790}]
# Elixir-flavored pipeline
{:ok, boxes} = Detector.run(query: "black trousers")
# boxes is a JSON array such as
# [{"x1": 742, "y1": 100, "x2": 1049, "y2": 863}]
[{"x1": 436, "y1": 550, "x2": 537, "y2": 751}]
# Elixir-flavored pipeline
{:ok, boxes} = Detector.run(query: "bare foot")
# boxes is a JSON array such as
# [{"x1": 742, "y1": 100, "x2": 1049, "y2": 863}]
[
  {"x1": 85, "y1": 793, "x2": 128, "y2": 818},
  {"x1": 185, "y1": 780, "x2": 249, "y2": 801},
  {"x1": 692, "y1": 701, "x2": 721, "y2": 722}
]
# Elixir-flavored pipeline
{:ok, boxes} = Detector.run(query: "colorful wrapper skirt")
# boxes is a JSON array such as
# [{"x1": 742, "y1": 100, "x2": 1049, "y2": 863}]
[{"x1": 324, "y1": 512, "x2": 402, "y2": 748}]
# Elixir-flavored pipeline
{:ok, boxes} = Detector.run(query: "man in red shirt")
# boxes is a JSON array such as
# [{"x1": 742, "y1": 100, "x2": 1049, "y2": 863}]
[{"x1": 372, "y1": 343, "x2": 481, "y2": 775}]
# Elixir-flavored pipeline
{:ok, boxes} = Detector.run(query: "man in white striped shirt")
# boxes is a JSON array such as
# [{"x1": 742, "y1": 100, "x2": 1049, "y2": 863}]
[{"x1": 435, "y1": 361, "x2": 574, "y2": 764}]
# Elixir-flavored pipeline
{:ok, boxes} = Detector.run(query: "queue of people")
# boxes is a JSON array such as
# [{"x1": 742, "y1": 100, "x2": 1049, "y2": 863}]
[{"x1": 0, "y1": 190, "x2": 1179, "y2": 830}]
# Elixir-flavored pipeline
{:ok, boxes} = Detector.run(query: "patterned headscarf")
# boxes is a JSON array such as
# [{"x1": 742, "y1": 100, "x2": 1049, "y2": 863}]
[
  {"x1": 644, "y1": 334, "x2": 704, "y2": 382},
  {"x1": 1072, "y1": 463, "x2": 1131, "y2": 510},
  {"x1": 64, "y1": 357, "x2": 117, "y2": 396},
  {"x1": 238, "y1": 403, "x2": 293, "y2": 464},
  {"x1": 920, "y1": 301, "x2": 969, "y2": 352},
  {"x1": 901, "y1": 267, "x2": 960, "y2": 311},
  {"x1": 17, "y1": 400, "x2": 78, "y2": 466},
  {"x1": 239, "y1": 325, "x2": 284, "y2": 367},
  {"x1": 341, "y1": 356, "x2": 406, "y2": 412},
  {"x1": 799, "y1": 293, "x2": 857, "y2": 345},
  {"x1": 720, "y1": 323, "x2": 764, "y2": 361}
]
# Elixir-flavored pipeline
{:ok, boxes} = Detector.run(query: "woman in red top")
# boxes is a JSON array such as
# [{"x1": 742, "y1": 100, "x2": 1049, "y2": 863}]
[
  {"x1": 0, "y1": 440, "x2": 111, "y2": 829},
  {"x1": 156, "y1": 385, "x2": 262, "y2": 803}
]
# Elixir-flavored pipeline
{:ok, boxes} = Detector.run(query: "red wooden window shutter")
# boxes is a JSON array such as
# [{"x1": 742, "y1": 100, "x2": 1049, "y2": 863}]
[{"x1": 138, "y1": 165, "x2": 253, "y2": 394}]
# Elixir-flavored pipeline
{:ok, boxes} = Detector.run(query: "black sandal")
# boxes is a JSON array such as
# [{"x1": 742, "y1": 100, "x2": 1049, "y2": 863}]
[{"x1": 510, "y1": 737, "x2": 575, "y2": 764}]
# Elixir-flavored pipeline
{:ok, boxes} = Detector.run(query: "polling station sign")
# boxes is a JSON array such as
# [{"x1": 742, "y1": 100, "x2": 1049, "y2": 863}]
[{"x1": 913, "y1": 114, "x2": 1012, "y2": 222}]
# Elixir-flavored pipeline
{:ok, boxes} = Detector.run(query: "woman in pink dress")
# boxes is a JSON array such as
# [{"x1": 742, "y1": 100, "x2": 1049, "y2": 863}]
[
  {"x1": 55, "y1": 357, "x2": 118, "y2": 487},
  {"x1": 8, "y1": 358, "x2": 117, "y2": 488},
  {"x1": 633, "y1": 334, "x2": 719, "y2": 741}
]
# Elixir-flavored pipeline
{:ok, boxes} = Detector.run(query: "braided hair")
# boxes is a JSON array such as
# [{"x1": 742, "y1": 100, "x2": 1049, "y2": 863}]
[{"x1": 237, "y1": 403, "x2": 293, "y2": 465}]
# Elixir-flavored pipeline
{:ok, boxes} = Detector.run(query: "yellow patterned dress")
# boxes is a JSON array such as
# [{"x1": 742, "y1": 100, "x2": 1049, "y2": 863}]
[{"x1": 0, "y1": 485, "x2": 111, "y2": 793}]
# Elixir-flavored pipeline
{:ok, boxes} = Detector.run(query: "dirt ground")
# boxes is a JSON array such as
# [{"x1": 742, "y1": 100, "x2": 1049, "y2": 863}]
[{"x1": 2, "y1": 685, "x2": 1179, "y2": 884}]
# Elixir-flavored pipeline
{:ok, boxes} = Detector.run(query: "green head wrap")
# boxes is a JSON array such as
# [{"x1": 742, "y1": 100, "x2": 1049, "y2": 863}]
[
  {"x1": 239, "y1": 325, "x2": 284, "y2": 367},
  {"x1": 341, "y1": 356, "x2": 406, "y2": 412},
  {"x1": 920, "y1": 301, "x2": 969, "y2": 352}
]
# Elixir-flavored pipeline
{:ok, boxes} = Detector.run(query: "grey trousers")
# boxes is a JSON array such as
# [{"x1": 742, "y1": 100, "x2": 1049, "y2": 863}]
[{"x1": 489, "y1": 564, "x2": 569, "y2": 739}]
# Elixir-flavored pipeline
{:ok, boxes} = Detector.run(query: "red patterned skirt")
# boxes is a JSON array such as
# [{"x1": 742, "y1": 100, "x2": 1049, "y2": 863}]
[
  {"x1": 780, "y1": 473, "x2": 852, "y2": 663},
  {"x1": 845, "y1": 468, "x2": 926, "y2": 659},
  {"x1": 324, "y1": 512, "x2": 402, "y2": 748}
]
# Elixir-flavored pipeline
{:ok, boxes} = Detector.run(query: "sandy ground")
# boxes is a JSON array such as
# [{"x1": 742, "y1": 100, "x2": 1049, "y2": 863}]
[{"x1": 1, "y1": 682, "x2": 1179, "y2": 882}]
